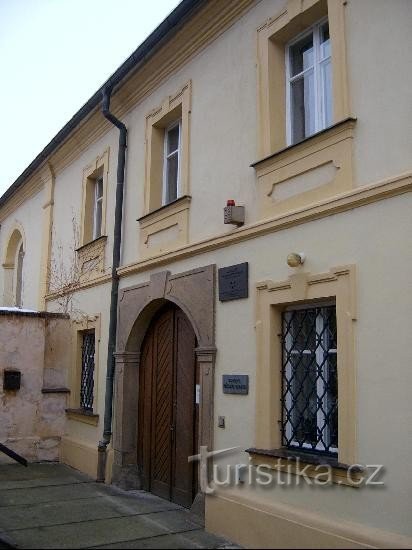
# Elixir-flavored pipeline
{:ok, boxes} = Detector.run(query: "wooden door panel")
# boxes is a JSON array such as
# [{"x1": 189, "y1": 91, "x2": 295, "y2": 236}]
[
  {"x1": 172, "y1": 309, "x2": 196, "y2": 507},
  {"x1": 138, "y1": 303, "x2": 197, "y2": 507},
  {"x1": 151, "y1": 309, "x2": 174, "y2": 500},
  {"x1": 139, "y1": 329, "x2": 153, "y2": 491}
]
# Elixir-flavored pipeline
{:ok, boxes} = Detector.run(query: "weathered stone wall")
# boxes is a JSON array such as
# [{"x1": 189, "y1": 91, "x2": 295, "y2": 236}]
[{"x1": 0, "y1": 311, "x2": 70, "y2": 463}]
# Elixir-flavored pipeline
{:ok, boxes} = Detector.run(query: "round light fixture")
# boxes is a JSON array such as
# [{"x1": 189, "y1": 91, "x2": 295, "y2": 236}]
[{"x1": 287, "y1": 252, "x2": 305, "y2": 267}]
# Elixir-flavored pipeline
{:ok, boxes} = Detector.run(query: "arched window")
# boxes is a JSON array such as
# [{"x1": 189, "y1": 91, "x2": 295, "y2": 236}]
[
  {"x1": 15, "y1": 243, "x2": 24, "y2": 307},
  {"x1": 2, "y1": 228, "x2": 25, "y2": 307}
]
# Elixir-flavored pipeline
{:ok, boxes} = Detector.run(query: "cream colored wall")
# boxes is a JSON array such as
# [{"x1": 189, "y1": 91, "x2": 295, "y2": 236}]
[
  {"x1": 119, "y1": 192, "x2": 412, "y2": 538},
  {"x1": 50, "y1": 131, "x2": 118, "y2": 288},
  {"x1": 0, "y1": 189, "x2": 43, "y2": 310},
  {"x1": 346, "y1": 0, "x2": 412, "y2": 186},
  {"x1": 47, "y1": 281, "x2": 111, "y2": 448},
  {"x1": 0, "y1": 0, "x2": 410, "y2": 542}
]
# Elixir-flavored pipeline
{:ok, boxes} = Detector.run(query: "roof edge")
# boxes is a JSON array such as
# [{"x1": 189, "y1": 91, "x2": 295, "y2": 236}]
[{"x1": 0, "y1": 0, "x2": 205, "y2": 209}]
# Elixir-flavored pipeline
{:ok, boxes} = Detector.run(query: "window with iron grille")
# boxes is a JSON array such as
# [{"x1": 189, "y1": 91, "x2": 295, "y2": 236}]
[
  {"x1": 80, "y1": 331, "x2": 95, "y2": 411},
  {"x1": 281, "y1": 304, "x2": 337, "y2": 455}
]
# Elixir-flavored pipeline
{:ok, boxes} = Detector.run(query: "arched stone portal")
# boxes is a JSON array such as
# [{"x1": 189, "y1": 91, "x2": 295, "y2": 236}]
[{"x1": 113, "y1": 265, "x2": 216, "y2": 507}]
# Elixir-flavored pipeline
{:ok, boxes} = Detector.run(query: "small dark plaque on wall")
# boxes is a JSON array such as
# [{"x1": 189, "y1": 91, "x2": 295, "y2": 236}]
[
  {"x1": 223, "y1": 375, "x2": 249, "y2": 395},
  {"x1": 218, "y1": 262, "x2": 248, "y2": 302}
]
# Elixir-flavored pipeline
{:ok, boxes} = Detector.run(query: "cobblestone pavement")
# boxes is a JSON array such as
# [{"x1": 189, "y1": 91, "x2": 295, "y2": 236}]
[{"x1": 0, "y1": 463, "x2": 238, "y2": 549}]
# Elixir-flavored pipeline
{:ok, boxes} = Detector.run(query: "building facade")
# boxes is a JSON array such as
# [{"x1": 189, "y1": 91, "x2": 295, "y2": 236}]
[{"x1": 0, "y1": 0, "x2": 411, "y2": 547}]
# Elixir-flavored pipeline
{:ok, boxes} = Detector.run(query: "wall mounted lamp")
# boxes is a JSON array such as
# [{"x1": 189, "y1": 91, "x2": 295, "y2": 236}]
[{"x1": 287, "y1": 252, "x2": 305, "y2": 267}]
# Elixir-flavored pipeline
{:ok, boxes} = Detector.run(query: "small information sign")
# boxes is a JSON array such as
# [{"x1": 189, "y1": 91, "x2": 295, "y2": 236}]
[
  {"x1": 222, "y1": 375, "x2": 249, "y2": 395},
  {"x1": 218, "y1": 262, "x2": 248, "y2": 302}
]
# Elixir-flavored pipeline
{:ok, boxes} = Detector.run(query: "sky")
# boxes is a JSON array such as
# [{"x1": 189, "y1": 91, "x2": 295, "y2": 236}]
[{"x1": 0, "y1": 0, "x2": 180, "y2": 195}]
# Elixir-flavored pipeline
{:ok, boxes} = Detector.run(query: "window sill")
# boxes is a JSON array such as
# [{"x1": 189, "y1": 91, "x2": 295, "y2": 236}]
[
  {"x1": 137, "y1": 195, "x2": 191, "y2": 258},
  {"x1": 65, "y1": 408, "x2": 99, "y2": 426},
  {"x1": 246, "y1": 447, "x2": 363, "y2": 487},
  {"x1": 251, "y1": 118, "x2": 357, "y2": 220}
]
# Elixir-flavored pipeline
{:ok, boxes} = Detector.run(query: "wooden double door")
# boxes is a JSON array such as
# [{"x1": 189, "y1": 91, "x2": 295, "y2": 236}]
[{"x1": 138, "y1": 303, "x2": 199, "y2": 508}]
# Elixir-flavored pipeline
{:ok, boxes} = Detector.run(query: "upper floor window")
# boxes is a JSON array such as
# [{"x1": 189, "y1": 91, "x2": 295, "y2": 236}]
[
  {"x1": 80, "y1": 150, "x2": 109, "y2": 246},
  {"x1": 92, "y1": 177, "x2": 104, "y2": 240},
  {"x1": 286, "y1": 19, "x2": 332, "y2": 145},
  {"x1": 163, "y1": 121, "x2": 181, "y2": 205},
  {"x1": 282, "y1": 303, "x2": 338, "y2": 455}
]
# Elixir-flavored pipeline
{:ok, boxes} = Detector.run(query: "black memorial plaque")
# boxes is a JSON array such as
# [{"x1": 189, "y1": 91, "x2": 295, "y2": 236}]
[
  {"x1": 222, "y1": 375, "x2": 249, "y2": 395},
  {"x1": 218, "y1": 262, "x2": 248, "y2": 302}
]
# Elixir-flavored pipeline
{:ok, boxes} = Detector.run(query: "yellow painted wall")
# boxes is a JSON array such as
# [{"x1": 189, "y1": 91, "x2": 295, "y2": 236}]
[{"x1": 0, "y1": 0, "x2": 411, "y2": 546}]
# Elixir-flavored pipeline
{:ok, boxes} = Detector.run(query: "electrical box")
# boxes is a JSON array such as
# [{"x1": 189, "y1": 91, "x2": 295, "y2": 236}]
[
  {"x1": 224, "y1": 201, "x2": 245, "y2": 226},
  {"x1": 3, "y1": 369, "x2": 21, "y2": 391}
]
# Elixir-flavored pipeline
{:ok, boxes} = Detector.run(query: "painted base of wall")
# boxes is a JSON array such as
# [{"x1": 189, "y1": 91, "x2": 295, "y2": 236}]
[
  {"x1": 60, "y1": 437, "x2": 98, "y2": 479},
  {"x1": 205, "y1": 491, "x2": 412, "y2": 549},
  {"x1": 60, "y1": 437, "x2": 114, "y2": 483}
]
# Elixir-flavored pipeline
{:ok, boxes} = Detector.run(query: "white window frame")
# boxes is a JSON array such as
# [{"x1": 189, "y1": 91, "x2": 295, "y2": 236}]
[
  {"x1": 283, "y1": 300, "x2": 337, "y2": 454},
  {"x1": 162, "y1": 120, "x2": 181, "y2": 206},
  {"x1": 285, "y1": 16, "x2": 331, "y2": 146},
  {"x1": 92, "y1": 177, "x2": 104, "y2": 241}
]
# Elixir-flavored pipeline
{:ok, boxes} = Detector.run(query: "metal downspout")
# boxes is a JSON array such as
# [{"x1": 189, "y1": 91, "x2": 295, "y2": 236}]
[{"x1": 97, "y1": 88, "x2": 127, "y2": 482}]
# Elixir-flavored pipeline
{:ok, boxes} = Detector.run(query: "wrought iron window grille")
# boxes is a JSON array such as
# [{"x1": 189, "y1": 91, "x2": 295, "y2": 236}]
[
  {"x1": 281, "y1": 304, "x2": 338, "y2": 455},
  {"x1": 80, "y1": 331, "x2": 95, "y2": 412}
]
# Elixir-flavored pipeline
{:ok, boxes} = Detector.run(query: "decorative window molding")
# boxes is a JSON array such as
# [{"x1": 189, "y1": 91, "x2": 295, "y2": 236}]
[
  {"x1": 137, "y1": 195, "x2": 191, "y2": 258},
  {"x1": 257, "y1": 0, "x2": 350, "y2": 158},
  {"x1": 80, "y1": 149, "x2": 109, "y2": 246},
  {"x1": 252, "y1": 117, "x2": 356, "y2": 219},
  {"x1": 140, "y1": 81, "x2": 192, "y2": 257},
  {"x1": 253, "y1": 265, "x2": 357, "y2": 468},
  {"x1": 76, "y1": 235, "x2": 108, "y2": 283},
  {"x1": 68, "y1": 315, "x2": 101, "y2": 424}
]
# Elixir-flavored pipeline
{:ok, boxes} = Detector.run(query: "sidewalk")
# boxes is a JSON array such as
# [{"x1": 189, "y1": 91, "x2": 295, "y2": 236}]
[{"x1": 0, "y1": 463, "x2": 237, "y2": 549}]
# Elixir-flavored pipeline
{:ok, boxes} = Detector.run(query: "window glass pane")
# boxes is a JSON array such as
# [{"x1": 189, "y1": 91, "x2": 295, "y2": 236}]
[
  {"x1": 166, "y1": 152, "x2": 178, "y2": 203},
  {"x1": 321, "y1": 59, "x2": 333, "y2": 128},
  {"x1": 290, "y1": 33, "x2": 313, "y2": 76},
  {"x1": 282, "y1": 305, "x2": 338, "y2": 454},
  {"x1": 96, "y1": 177, "x2": 103, "y2": 200},
  {"x1": 16, "y1": 244, "x2": 24, "y2": 308},
  {"x1": 327, "y1": 353, "x2": 338, "y2": 448},
  {"x1": 320, "y1": 22, "x2": 330, "y2": 59},
  {"x1": 94, "y1": 199, "x2": 102, "y2": 239},
  {"x1": 167, "y1": 124, "x2": 179, "y2": 155},
  {"x1": 291, "y1": 70, "x2": 315, "y2": 143},
  {"x1": 290, "y1": 309, "x2": 316, "y2": 351},
  {"x1": 291, "y1": 355, "x2": 318, "y2": 446},
  {"x1": 80, "y1": 332, "x2": 95, "y2": 411}
]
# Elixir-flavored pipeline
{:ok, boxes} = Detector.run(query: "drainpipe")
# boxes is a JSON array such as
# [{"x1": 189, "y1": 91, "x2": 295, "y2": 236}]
[{"x1": 97, "y1": 87, "x2": 127, "y2": 482}]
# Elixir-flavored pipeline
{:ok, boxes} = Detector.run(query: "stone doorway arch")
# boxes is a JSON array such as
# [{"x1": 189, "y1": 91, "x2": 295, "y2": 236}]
[{"x1": 112, "y1": 265, "x2": 216, "y2": 508}]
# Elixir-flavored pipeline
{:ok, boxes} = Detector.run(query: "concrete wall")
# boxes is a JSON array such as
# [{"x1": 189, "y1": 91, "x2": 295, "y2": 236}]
[{"x1": 0, "y1": 311, "x2": 70, "y2": 463}]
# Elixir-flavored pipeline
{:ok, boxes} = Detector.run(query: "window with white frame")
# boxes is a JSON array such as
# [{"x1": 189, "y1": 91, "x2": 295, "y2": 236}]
[
  {"x1": 92, "y1": 177, "x2": 103, "y2": 240},
  {"x1": 286, "y1": 18, "x2": 332, "y2": 145},
  {"x1": 281, "y1": 303, "x2": 338, "y2": 455},
  {"x1": 163, "y1": 120, "x2": 181, "y2": 205}
]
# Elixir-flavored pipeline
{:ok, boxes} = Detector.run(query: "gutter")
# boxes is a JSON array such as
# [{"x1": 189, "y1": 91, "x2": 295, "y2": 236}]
[
  {"x1": 0, "y1": 0, "x2": 205, "y2": 209},
  {"x1": 96, "y1": 88, "x2": 127, "y2": 483}
]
